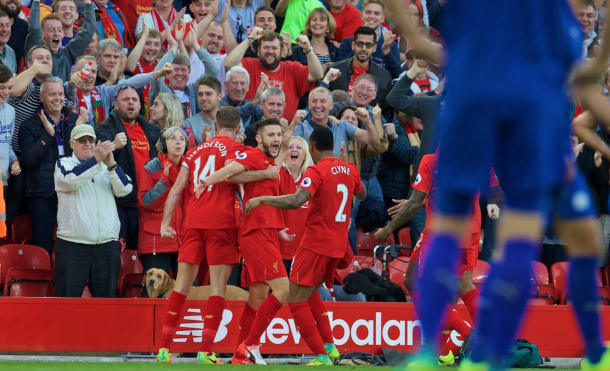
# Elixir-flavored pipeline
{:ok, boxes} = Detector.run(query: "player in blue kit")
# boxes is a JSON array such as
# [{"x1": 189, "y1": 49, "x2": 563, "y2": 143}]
[{"x1": 383, "y1": 0, "x2": 608, "y2": 370}]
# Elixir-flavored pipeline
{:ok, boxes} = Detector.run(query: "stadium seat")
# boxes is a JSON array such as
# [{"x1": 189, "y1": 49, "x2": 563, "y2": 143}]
[
  {"x1": 121, "y1": 272, "x2": 144, "y2": 298},
  {"x1": 530, "y1": 261, "x2": 555, "y2": 305},
  {"x1": 116, "y1": 250, "x2": 143, "y2": 294},
  {"x1": 352, "y1": 255, "x2": 373, "y2": 268},
  {"x1": 4, "y1": 268, "x2": 54, "y2": 297},
  {"x1": 0, "y1": 238, "x2": 14, "y2": 247},
  {"x1": 552, "y1": 262, "x2": 609, "y2": 305},
  {"x1": 387, "y1": 257, "x2": 410, "y2": 274},
  {"x1": 389, "y1": 270, "x2": 406, "y2": 292},
  {"x1": 11, "y1": 215, "x2": 32, "y2": 245},
  {"x1": 356, "y1": 228, "x2": 394, "y2": 256},
  {"x1": 396, "y1": 228, "x2": 411, "y2": 250},
  {"x1": 0, "y1": 244, "x2": 50, "y2": 290}
]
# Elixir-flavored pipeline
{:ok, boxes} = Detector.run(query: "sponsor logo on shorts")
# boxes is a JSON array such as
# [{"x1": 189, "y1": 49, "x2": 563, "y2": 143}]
[
  {"x1": 301, "y1": 177, "x2": 312, "y2": 187},
  {"x1": 414, "y1": 174, "x2": 422, "y2": 185}
]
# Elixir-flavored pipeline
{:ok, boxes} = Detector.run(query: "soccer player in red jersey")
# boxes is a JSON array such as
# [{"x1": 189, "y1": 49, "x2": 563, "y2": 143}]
[
  {"x1": 245, "y1": 126, "x2": 367, "y2": 365},
  {"x1": 195, "y1": 117, "x2": 291, "y2": 365},
  {"x1": 374, "y1": 152, "x2": 500, "y2": 365},
  {"x1": 155, "y1": 105, "x2": 248, "y2": 364}
]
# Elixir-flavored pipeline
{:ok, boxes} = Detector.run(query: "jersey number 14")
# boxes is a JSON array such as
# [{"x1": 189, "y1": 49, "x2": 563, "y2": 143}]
[{"x1": 193, "y1": 155, "x2": 216, "y2": 192}]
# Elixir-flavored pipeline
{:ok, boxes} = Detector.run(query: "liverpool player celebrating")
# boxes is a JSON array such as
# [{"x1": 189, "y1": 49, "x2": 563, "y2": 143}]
[
  {"x1": 156, "y1": 105, "x2": 246, "y2": 364},
  {"x1": 195, "y1": 117, "x2": 291, "y2": 365},
  {"x1": 245, "y1": 126, "x2": 367, "y2": 365}
]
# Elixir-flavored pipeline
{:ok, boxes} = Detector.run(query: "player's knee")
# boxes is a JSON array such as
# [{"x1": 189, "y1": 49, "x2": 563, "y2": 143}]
[
  {"x1": 459, "y1": 277, "x2": 475, "y2": 295},
  {"x1": 271, "y1": 284, "x2": 289, "y2": 303}
]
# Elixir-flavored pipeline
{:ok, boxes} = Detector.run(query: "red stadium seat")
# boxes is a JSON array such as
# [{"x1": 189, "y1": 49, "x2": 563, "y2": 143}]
[
  {"x1": 530, "y1": 261, "x2": 555, "y2": 305},
  {"x1": 389, "y1": 270, "x2": 406, "y2": 292},
  {"x1": 387, "y1": 257, "x2": 410, "y2": 274},
  {"x1": 4, "y1": 268, "x2": 54, "y2": 297},
  {"x1": 356, "y1": 228, "x2": 394, "y2": 256},
  {"x1": 352, "y1": 255, "x2": 373, "y2": 268},
  {"x1": 11, "y1": 215, "x2": 32, "y2": 245},
  {"x1": 0, "y1": 238, "x2": 14, "y2": 247},
  {"x1": 552, "y1": 262, "x2": 608, "y2": 305},
  {"x1": 117, "y1": 250, "x2": 143, "y2": 295},
  {"x1": 121, "y1": 272, "x2": 144, "y2": 298},
  {"x1": 397, "y1": 228, "x2": 411, "y2": 248},
  {"x1": 0, "y1": 244, "x2": 50, "y2": 290}
]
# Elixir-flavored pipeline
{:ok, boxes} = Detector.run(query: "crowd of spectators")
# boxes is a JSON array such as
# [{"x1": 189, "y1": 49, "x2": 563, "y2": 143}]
[{"x1": 0, "y1": 0, "x2": 606, "y2": 298}]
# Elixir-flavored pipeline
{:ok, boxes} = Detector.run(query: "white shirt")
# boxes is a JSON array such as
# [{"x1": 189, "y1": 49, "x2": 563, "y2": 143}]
[{"x1": 188, "y1": 52, "x2": 227, "y2": 94}]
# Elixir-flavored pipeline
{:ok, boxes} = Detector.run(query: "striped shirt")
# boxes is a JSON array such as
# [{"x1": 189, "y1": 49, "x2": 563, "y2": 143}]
[{"x1": 8, "y1": 80, "x2": 72, "y2": 154}]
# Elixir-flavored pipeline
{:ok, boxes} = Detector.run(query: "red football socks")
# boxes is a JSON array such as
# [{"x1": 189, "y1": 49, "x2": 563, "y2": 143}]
[
  {"x1": 238, "y1": 302, "x2": 257, "y2": 346},
  {"x1": 445, "y1": 306, "x2": 471, "y2": 338},
  {"x1": 308, "y1": 292, "x2": 334, "y2": 344},
  {"x1": 199, "y1": 296, "x2": 226, "y2": 354},
  {"x1": 289, "y1": 301, "x2": 327, "y2": 356},
  {"x1": 460, "y1": 288, "x2": 479, "y2": 325},
  {"x1": 160, "y1": 291, "x2": 187, "y2": 350},
  {"x1": 245, "y1": 294, "x2": 283, "y2": 346}
]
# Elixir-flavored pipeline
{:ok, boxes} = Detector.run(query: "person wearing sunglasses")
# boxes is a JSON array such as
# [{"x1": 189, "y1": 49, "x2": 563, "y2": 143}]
[
  {"x1": 54, "y1": 123, "x2": 133, "y2": 298},
  {"x1": 322, "y1": 26, "x2": 393, "y2": 123}
]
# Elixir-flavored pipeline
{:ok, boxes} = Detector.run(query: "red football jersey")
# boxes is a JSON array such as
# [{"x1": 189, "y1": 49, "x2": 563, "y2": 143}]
[
  {"x1": 297, "y1": 157, "x2": 364, "y2": 258},
  {"x1": 278, "y1": 167, "x2": 310, "y2": 260},
  {"x1": 412, "y1": 154, "x2": 499, "y2": 243},
  {"x1": 234, "y1": 147, "x2": 285, "y2": 235},
  {"x1": 181, "y1": 136, "x2": 245, "y2": 230}
]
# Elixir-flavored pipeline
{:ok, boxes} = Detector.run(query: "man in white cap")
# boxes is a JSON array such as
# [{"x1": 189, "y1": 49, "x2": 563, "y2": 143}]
[{"x1": 53, "y1": 124, "x2": 133, "y2": 297}]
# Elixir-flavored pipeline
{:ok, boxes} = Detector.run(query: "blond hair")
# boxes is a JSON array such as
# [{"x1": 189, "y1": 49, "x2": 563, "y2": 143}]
[
  {"x1": 283, "y1": 136, "x2": 313, "y2": 176},
  {"x1": 151, "y1": 93, "x2": 184, "y2": 129}
]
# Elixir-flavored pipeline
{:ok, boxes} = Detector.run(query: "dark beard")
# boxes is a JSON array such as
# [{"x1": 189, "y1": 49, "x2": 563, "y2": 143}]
[
  {"x1": 1, "y1": 3, "x2": 20, "y2": 19},
  {"x1": 259, "y1": 56, "x2": 280, "y2": 71}
]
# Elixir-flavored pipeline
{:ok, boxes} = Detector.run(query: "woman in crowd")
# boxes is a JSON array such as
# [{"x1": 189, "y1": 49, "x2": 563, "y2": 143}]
[
  {"x1": 137, "y1": 127, "x2": 189, "y2": 284},
  {"x1": 291, "y1": 8, "x2": 338, "y2": 70},
  {"x1": 278, "y1": 136, "x2": 313, "y2": 274},
  {"x1": 149, "y1": 93, "x2": 196, "y2": 149}
]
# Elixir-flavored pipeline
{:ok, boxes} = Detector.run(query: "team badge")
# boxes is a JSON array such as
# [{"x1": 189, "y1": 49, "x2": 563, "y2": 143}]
[
  {"x1": 301, "y1": 177, "x2": 312, "y2": 187},
  {"x1": 414, "y1": 174, "x2": 422, "y2": 185}
]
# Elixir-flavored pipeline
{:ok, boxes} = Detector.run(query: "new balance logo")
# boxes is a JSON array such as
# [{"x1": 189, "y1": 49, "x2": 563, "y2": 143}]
[
  {"x1": 173, "y1": 308, "x2": 233, "y2": 343},
  {"x1": 204, "y1": 315, "x2": 214, "y2": 319}
]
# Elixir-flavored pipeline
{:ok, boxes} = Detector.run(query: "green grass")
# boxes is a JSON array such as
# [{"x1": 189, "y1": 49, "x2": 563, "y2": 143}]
[{"x1": 0, "y1": 363, "x2": 576, "y2": 371}]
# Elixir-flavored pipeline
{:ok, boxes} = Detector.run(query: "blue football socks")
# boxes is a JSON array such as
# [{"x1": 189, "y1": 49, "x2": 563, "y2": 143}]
[
  {"x1": 569, "y1": 257, "x2": 604, "y2": 364},
  {"x1": 418, "y1": 232, "x2": 460, "y2": 354}
]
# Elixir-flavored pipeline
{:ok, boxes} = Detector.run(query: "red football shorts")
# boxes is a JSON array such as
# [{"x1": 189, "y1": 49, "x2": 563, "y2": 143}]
[
  {"x1": 290, "y1": 247, "x2": 341, "y2": 287},
  {"x1": 178, "y1": 228, "x2": 240, "y2": 266},
  {"x1": 417, "y1": 232, "x2": 478, "y2": 278},
  {"x1": 240, "y1": 229, "x2": 287, "y2": 286}
]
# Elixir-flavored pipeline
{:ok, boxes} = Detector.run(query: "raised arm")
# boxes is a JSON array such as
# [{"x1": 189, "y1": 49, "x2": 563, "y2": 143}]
[
  {"x1": 294, "y1": 35, "x2": 323, "y2": 83},
  {"x1": 219, "y1": 0, "x2": 237, "y2": 53},
  {"x1": 352, "y1": 107, "x2": 381, "y2": 146},
  {"x1": 66, "y1": 0, "x2": 95, "y2": 63},
  {"x1": 24, "y1": 0, "x2": 43, "y2": 53},
  {"x1": 225, "y1": 27, "x2": 265, "y2": 70},
  {"x1": 196, "y1": 160, "x2": 247, "y2": 196},
  {"x1": 11, "y1": 63, "x2": 48, "y2": 97},
  {"x1": 126, "y1": 22, "x2": 150, "y2": 74},
  {"x1": 275, "y1": 0, "x2": 290, "y2": 17}
]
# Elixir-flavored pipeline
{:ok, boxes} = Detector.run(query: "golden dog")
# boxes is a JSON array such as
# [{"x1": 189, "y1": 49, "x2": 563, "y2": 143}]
[{"x1": 143, "y1": 268, "x2": 249, "y2": 300}]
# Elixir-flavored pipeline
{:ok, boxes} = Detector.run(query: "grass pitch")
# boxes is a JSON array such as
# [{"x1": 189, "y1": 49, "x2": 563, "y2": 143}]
[{"x1": 0, "y1": 363, "x2": 576, "y2": 370}]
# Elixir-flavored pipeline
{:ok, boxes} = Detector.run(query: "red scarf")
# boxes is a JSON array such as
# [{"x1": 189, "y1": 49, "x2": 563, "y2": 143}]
[
  {"x1": 77, "y1": 88, "x2": 106, "y2": 126},
  {"x1": 152, "y1": 7, "x2": 177, "y2": 51},
  {"x1": 135, "y1": 59, "x2": 157, "y2": 120},
  {"x1": 94, "y1": 0, "x2": 135, "y2": 48}
]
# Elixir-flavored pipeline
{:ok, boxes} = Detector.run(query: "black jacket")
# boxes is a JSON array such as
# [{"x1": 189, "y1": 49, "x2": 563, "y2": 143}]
[
  {"x1": 323, "y1": 58, "x2": 393, "y2": 122},
  {"x1": 95, "y1": 110, "x2": 160, "y2": 207},
  {"x1": 19, "y1": 108, "x2": 77, "y2": 198},
  {"x1": 290, "y1": 39, "x2": 338, "y2": 66}
]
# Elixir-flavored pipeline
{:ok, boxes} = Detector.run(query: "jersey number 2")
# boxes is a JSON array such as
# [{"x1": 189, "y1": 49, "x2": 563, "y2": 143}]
[
  {"x1": 335, "y1": 183, "x2": 348, "y2": 222},
  {"x1": 193, "y1": 155, "x2": 216, "y2": 192}
]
